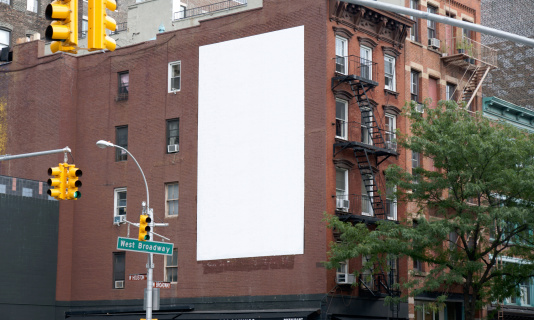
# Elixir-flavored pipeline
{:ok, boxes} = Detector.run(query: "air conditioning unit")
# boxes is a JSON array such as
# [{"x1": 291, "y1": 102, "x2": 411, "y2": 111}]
[
  {"x1": 336, "y1": 198, "x2": 350, "y2": 211},
  {"x1": 336, "y1": 273, "x2": 356, "y2": 284},
  {"x1": 115, "y1": 280, "x2": 124, "y2": 289},
  {"x1": 415, "y1": 103, "x2": 424, "y2": 113},
  {"x1": 167, "y1": 144, "x2": 179, "y2": 153},
  {"x1": 429, "y1": 38, "x2": 441, "y2": 49},
  {"x1": 385, "y1": 141, "x2": 397, "y2": 151},
  {"x1": 113, "y1": 215, "x2": 126, "y2": 225}
]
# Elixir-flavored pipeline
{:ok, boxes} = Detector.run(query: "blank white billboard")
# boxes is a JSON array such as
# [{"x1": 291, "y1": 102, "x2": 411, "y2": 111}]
[{"x1": 197, "y1": 26, "x2": 305, "y2": 261}]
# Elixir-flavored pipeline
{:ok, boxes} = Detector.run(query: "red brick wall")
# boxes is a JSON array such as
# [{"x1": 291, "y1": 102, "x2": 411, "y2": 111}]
[{"x1": 3, "y1": 0, "x2": 331, "y2": 303}]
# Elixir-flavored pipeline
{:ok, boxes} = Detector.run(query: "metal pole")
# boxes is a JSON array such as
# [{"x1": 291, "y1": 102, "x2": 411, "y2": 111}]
[
  {"x1": 342, "y1": 0, "x2": 534, "y2": 47},
  {"x1": 100, "y1": 142, "x2": 153, "y2": 320},
  {"x1": 0, "y1": 147, "x2": 71, "y2": 161}
]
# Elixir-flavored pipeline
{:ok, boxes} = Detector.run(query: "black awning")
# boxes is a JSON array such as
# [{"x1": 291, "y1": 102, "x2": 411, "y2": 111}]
[
  {"x1": 174, "y1": 310, "x2": 318, "y2": 320},
  {"x1": 66, "y1": 309, "x2": 318, "y2": 320}
]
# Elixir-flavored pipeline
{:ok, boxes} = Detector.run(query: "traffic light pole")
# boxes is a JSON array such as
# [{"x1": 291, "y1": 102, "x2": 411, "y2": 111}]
[
  {"x1": 96, "y1": 141, "x2": 155, "y2": 320},
  {"x1": 0, "y1": 147, "x2": 71, "y2": 161}
]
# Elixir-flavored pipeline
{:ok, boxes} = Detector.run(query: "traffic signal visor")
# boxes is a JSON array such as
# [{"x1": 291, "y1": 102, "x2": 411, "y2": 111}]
[
  {"x1": 138, "y1": 215, "x2": 151, "y2": 241},
  {"x1": 47, "y1": 164, "x2": 67, "y2": 200},
  {"x1": 66, "y1": 165, "x2": 82, "y2": 200},
  {"x1": 45, "y1": 0, "x2": 78, "y2": 53}
]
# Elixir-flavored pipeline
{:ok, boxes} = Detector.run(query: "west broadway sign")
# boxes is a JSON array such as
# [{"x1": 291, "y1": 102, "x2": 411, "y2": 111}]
[{"x1": 117, "y1": 237, "x2": 173, "y2": 255}]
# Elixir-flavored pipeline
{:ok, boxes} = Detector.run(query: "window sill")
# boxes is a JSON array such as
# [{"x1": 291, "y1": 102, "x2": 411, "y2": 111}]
[
  {"x1": 427, "y1": 46, "x2": 442, "y2": 55},
  {"x1": 407, "y1": 39, "x2": 424, "y2": 48},
  {"x1": 384, "y1": 89, "x2": 399, "y2": 98}
]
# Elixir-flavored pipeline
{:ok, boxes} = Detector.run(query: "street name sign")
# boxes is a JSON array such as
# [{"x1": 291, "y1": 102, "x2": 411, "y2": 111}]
[
  {"x1": 154, "y1": 281, "x2": 171, "y2": 289},
  {"x1": 117, "y1": 237, "x2": 174, "y2": 256},
  {"x1": 128, "y1": 274, "x2": 147, "y2": 281}
]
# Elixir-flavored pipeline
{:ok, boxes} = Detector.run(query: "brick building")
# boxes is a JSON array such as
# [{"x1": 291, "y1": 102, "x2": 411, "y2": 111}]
[
  {"x1": 0, "y1": 0, "x2": 493, "y2": 319},
  {"x1": 481, "y1": 0, "x2": 534, "y2": 110}
]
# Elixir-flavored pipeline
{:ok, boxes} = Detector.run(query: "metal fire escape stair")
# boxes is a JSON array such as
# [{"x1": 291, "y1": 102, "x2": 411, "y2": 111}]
[
  {"x1": 457, "y1": 65, "x2": 491, "y2": 109},
  {"x1": 354, "y1": 148, "x2": 387, "y2": 219},
  {"x1": 350, "y1": 81, "x2": 388, "y2": 219}
]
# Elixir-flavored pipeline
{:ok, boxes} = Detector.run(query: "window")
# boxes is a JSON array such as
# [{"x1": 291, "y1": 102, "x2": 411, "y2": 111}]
[
  {"x1": 336, "y1": 168, "x2": 349, "y2": 211},
  {"x1": 412, "y1": 151, "x2": 420, "y2": 170},
  {"x1": 166, "y1": 183, "x2": 179, "y2": 216},
  {"x1": 385, "y1": 114, "x2": 396, "y2": 150},
  {"x1": 113, "y1": 252, "x2": 125, "y2": 289},
  {"x1": 361, "y1": 108, "x2": 373, "y2": 145},
  {"x1": 410, "y1": 0, "x2": 419, "y2": 42},
  {"x1": 114, "y1": 188, "x2": 127, "y2": 217},
  {"x1": 165, "y1": 249, "x2": 178, "y2": 283},
  {"x1": 360, "y1": 45, "x2": 372, "y2": 80},
  {"x1": 411, "y1": 70, "x2": 420, "y2": 102},
  {"x1": 427, "y1": 6, "x2": 437, "y2": 41},
  {"x1": 386, "y1": 184, "x2": 397, "y2": 220},
  {"x1": 115, "y1": 126, "x2": 128, "y2": 161},
  {"x1": 117, "y1": 71, "x2": 129, "y2": 101},
  {"x1": 387, "y1": 256, "x2": 398, "y2": 285},
  {"x1": 0, "y1": 29, "x2": 10, "y2": 49},
  {"x1": 335, "y1": 36, "x2": 348, "y2": 74},
  {"x1": 361, "y1": 255, "x2": 374, "y2": 288},
  {"x1": 335, "y1": 99, "x2": 348, "y2": 139},
  {"x1": 361, "y1": 174, "x2": 373, "y2": 216},
  {"x1": 81, "y1": 19, "x2": 88, "y2": 38},
  {"x1": 166, "y1": 119, "x2": 179, "y2": 153},
  {"x1": 0, "y1": 0, "x2": 10, "y2": 4},
  {"x1": 168, "y1": 61, "x2": 181, "y2": 92},
  {"x1": 26, "y1": 0, "x2": 37, "y2": 12},
  {"x1": 446, "y1": 83, "x2": 456, "y2": 100},
  {"x1": 414, "y1": 301, "x2": 439, "y2": 320},
  {"x1": 384, "y1": 55, "x2": 395, "y2": 91}
]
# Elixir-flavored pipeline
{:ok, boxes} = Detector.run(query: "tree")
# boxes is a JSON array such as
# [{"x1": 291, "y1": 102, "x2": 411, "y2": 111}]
[{"x1": 326, "y1": 101, "x2": 534, "y2": 320}]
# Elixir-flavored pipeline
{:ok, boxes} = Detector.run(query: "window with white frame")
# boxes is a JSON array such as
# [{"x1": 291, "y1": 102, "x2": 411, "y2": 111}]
[
  {"x1": 387, "y1": 255, "x2": 398, "y2": 285},
  {"x1": 336, "y1": 168, "x2": 349, "y2": 211},
  {"x1": 335, "y1": 36, "x2": 348, "y2": 74},
  {"x1": 0, "y1": 29, "x2": 10, "y2": 49},
  {"x1": 386, "y1": 184, "x2": 397, "y2": 220},
  {"x1": 81, "y1": 18, "x2": 88, "y2": 38},
  {"x1": 166, "y1": 183, "x2": 179, "y2": 216},
  {"x1": 360, "y1": 45, "x2": 372, "y2": 80},
  {"x1": 168, "y1": 61, "x2": 181, "y2": 92},
  {"x1": 166, "y1": 118, "x2": 179, "y2": 153},
  {"x1": 361, "y1": 174, "x2": 373, "y2": 216},
  {"x1": 335, "y1": 99, "x2": 348, "y2": 139},
  {"x1": 165, "y1": 249, "x2": 178, "y2": 282},
  {"x1": 114, "y1": 188, "x2": 127, "y2": 217},
  {"x1": 385, "y1": 113, "x2": 396, "y2": 150},
  {"x1": 27, "y1": 0, "x2": 37, "y2": 12},
  {"x1": 384, "y1": 55, "x2": 395, "y2": 91},
  {"x1": 361, "y1": 255, "x2": 374, "y2": 288}
]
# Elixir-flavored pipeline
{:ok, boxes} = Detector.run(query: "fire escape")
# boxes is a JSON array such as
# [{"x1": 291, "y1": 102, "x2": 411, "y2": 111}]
[
  {"x1": 441, "y1": 36, "x2": 498, "y2": 109},
  {"x1": 332, "y1": 55, "x2": 401, "y2": 316}
]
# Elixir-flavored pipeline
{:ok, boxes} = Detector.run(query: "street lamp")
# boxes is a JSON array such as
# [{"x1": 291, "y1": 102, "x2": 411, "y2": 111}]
[{"x1": 96, "y1": 140, "x2": 155, "y2": 320}]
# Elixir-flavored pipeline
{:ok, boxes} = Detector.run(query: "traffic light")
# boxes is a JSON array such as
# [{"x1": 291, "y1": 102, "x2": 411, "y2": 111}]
[
  {"x1": 47, "y1": 163, "x2": 67, "y2": 200},
  {"x1": 65, "y1": 164, "x2": 82, "y2": 200},
  {"x1": 45, "y1": 0, "x2": 78, "y2": 53},
  {"x1": 139, "y1": 215, "x2": 151, "y2": 241},
  {"x1": 88, "y1": 0, "x2": 117, "y2": 51}
]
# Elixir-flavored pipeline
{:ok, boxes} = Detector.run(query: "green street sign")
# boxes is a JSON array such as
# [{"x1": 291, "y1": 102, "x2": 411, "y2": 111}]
[{"x1": 117, "y1": 237, "x2": 173, "y2": 256}]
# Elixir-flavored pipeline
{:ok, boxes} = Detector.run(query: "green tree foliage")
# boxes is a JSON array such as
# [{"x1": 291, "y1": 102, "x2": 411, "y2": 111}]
[{"x1": 326, "y1": 101, "x2": 534, "y2": 320}]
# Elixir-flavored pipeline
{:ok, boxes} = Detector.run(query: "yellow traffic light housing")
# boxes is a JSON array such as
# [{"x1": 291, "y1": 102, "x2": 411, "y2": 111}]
[
  {"x1": 88, "y1": 0, "x2": 117, "y2": 51},
  {"x1": 66, "y1": 165, "x2": 82, "y2": 200},
  {"x1": 47, "y1": 163, "x2": 67, "y2": 200},
  {"x1": 45, "y1": 0, "x2": 78, "y2": 53},
  {"x1": 139, "y1": 215, "x2": 151, "y2": 241}
]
